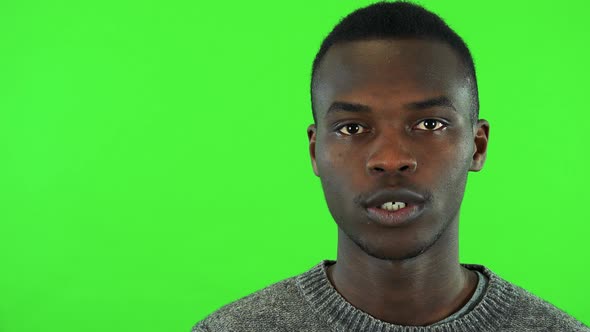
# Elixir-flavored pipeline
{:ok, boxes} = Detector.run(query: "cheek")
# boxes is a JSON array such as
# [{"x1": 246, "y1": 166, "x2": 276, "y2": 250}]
[
  {"x1": 316, "y1": 140, "x2": 356, "y2": 176},
  {"x1": 425, "y1": 140, "x2": 472, "y2": 204},
  {"x1": 317, "y1": 144, "x2": 373, "y2": 199},
  {"x1": 425, "y1": 130, "x2": 473, "y2": 168},
  {"x1": 317, "y1": 151, "x2": 348, "y2": 191},
  {"x1": 317, "y1": 160, "x2": 354, "y2": 222},
  {"x1": 316, "y1": 143, "x2": 363, "y2": 201}
]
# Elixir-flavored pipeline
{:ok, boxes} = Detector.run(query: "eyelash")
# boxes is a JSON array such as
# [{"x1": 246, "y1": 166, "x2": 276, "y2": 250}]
[{"x1": 335, "y1": 119, "x2": 449, "y2": 136}]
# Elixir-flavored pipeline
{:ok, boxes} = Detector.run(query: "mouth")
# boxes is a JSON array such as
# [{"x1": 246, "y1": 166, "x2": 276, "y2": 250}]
[
  {"x1": 362, "y1": 188, "x2": 428, "y2": 226},
  {"x1": 365, "y1": 202, "x2": 426, "y2": 227},
  {"x1": 376, "y1": 201, "x2": 409, "y2": 211}
]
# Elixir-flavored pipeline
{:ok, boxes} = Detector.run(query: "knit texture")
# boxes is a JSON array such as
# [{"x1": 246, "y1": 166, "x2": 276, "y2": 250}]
[{"x1": 192, "y1": 260, "x2": 589, "y2": 332}]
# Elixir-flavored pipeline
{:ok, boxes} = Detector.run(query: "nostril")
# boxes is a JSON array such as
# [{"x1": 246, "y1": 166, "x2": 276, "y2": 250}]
[{"x1": 367, "y1": 157, "x2": 417, "y2": 174}]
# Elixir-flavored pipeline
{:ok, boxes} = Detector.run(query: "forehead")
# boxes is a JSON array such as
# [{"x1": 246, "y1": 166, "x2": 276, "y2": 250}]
[{"x1": 313, "y1": 39, "x2": 471, "y2": 118}]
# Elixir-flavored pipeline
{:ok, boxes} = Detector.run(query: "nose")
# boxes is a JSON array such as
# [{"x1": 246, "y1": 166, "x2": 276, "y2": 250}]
[{"x1": 366, "y1": 135, "x2": 417, "y2": 176}]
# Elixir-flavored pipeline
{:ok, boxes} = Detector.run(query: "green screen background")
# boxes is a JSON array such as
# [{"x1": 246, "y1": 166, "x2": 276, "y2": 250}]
[{"x1": 0, "y1": 1, "x2": 588, "y2": 331}]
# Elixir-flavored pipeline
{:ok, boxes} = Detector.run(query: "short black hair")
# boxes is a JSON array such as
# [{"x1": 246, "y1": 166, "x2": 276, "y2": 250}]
[{"x1": 310, "y1": 1, "x2": 479, "y2": 124}]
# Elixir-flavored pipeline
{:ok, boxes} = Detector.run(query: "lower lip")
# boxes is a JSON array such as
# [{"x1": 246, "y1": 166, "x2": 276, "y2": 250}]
[{"x1": 365, "y1": 204, "x2": 425, "y2": 227}]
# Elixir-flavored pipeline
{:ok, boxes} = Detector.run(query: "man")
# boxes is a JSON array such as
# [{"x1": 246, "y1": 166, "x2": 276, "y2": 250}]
[{"x1": 193, "y1": 2, "x2": 589, "y2": 331}]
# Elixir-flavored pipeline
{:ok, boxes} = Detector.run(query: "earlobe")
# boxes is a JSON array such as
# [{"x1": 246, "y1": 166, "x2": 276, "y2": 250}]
[
  {"x1": 307, "y1": 124, "x2": 319, "y2": 177},
  {"x1": 469, "y1": 119, "x2": 490, "y2": 172}
]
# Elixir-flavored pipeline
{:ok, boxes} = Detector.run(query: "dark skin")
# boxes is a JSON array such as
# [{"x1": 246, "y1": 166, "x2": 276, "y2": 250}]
[{"x1": 307, "y1": 39, "x2": 490, "y2": 326}]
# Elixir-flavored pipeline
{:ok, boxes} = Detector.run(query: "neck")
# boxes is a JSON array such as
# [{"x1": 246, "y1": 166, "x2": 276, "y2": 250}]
[{"x1": 327, "y1": 217, "x2": 477, "y2": 326}]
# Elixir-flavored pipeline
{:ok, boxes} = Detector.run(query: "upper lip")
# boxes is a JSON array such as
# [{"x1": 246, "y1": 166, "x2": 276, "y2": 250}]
[{"x1": 362, "y1": 188, "x2": 426, "y2": 208}]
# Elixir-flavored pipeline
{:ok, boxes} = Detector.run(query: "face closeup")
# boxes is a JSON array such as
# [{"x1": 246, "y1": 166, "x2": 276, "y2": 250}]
[{"x1": 308, "y1": 39, "x2": 489, "y2": 261}]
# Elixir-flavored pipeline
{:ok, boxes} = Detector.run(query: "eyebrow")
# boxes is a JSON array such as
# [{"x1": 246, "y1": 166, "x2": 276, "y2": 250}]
[
  {"x1": 325, "y1": 96, "x2": 457, "y2": 118},
  {"x1": 406, "y1": 96, "x2": 457, "y2": 112},
  {"x1": 325, "y1": 102, "x2": 371, "y2": 117}
]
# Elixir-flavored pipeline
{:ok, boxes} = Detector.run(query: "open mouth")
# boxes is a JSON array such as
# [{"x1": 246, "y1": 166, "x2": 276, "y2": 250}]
[
  {"x1": 362, "y1": 188, "x2": 427, "y2": 226},
  {"x1": 377, "y1": 201, "x2": 407, "y2": 211},
  {"x1": 365, "y1": 202, "x2": 425, "y2": 226}
]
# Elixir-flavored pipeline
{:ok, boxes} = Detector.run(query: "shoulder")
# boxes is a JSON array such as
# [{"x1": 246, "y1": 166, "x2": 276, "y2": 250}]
[
  {"x1": 191, "y1": 273, "x2": 315, "y2": 332},
  {"x1": 468, "y1": 264, "x2": 589, "y2": 331},
  {"x1": 507, "y1": 283, "x2": 589, "y2": 331}
]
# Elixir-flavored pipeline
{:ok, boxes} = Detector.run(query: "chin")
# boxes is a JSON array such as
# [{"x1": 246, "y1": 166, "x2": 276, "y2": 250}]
[
  {"x1": 342, "y1": 224, "x2": 443, "y2": 262},
  {"x1": 359, "y1": 240, "x2": 432, "y2": 261}
]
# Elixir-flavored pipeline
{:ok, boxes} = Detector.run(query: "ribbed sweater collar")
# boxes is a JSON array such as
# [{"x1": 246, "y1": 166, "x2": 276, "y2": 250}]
[{"x1": 295, "y1": 260, "x2": 518, "y2": 332}]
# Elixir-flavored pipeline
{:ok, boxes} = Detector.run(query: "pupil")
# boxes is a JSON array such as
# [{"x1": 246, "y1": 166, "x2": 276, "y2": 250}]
[
  {"x1": 424, "y1": 119, "x2": 437, "y2": 129},
  {"x1": 347, "y1": 124, "x2": 359, "y2": 134}
]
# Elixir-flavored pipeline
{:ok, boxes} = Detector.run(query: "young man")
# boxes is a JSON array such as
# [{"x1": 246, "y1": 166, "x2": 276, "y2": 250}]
[{"x1": 193, "y1": 2, "x2": 589, "y2": 331}]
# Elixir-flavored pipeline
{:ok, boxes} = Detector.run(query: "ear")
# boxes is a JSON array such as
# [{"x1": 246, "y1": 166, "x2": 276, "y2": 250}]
[
  {"x1": 307, "y1": 124, "x2": 319, "y2": 177},
  {"x1": 469, "y1": 119, "x2": 490, "y2": 172}
]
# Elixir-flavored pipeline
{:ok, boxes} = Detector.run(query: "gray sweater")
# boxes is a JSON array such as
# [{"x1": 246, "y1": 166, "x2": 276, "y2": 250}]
[{"x1": 193, "y1": 260, "x2": 589, "y2": 332}]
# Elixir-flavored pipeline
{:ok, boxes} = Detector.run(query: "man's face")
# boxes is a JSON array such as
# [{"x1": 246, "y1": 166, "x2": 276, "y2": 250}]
[{"x1": 308, "y1": 39, "x2": 489, "y2": 260}]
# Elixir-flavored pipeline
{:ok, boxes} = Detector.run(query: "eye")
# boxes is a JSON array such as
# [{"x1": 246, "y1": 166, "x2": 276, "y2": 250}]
[
  {"x1": 336, "y1": 123, "x2": 368, "y2": 136},
  {"x1": 414, "y1": 119, "x2": 447, "y2": 131}
]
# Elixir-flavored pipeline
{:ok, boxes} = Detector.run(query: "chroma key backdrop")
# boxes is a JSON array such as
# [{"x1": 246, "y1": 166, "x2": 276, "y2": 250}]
[{"x1": 0, "y1": 1, "x2": 588, "y2": 331}]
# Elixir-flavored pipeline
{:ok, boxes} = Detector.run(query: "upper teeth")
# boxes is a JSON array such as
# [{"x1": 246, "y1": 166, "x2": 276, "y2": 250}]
[{"x1": 380, "y1": 202, "x2": 406, "y2": 211}]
